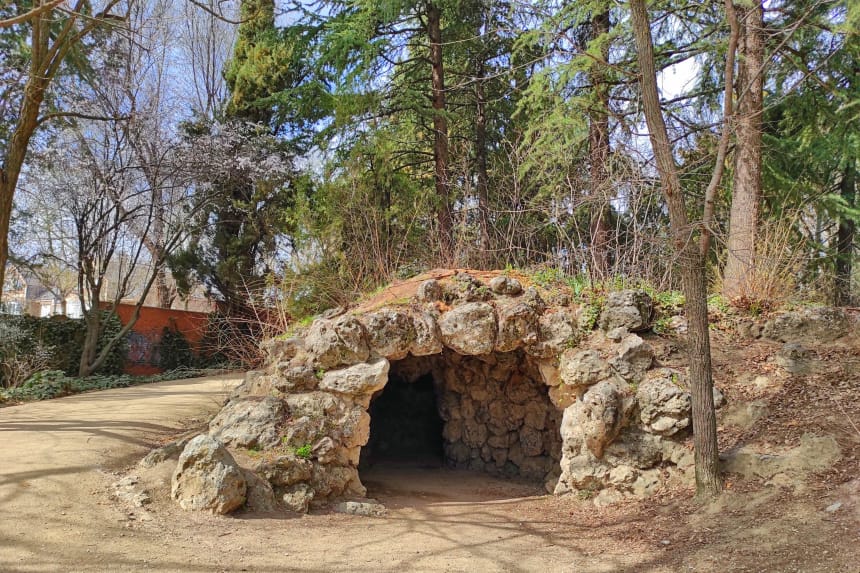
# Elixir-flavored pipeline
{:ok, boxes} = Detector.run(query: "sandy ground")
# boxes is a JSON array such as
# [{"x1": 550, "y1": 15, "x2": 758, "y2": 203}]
[{"x1": 1, "y1": 370, "x2": 859, "y2": 573}]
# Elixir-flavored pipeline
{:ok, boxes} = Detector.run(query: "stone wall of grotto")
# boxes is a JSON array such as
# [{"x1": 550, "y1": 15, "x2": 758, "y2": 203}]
[{"x1": 168, "y1": 273, "x2": 713, "y2": 514}]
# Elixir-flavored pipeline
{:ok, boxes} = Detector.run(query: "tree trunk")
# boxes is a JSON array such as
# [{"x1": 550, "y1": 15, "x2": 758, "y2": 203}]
[
  {"x1": 587, "y1": 9, "x2": 612, "y2": 279},
  {"x1": 155, "y1": 267, "x2": 175, "y2": 308},
  {"x1": 835, "y1": 162, "x2": 856, "y2": 306},
  {"x1": 475, "y1": 48, "x2": 491, "y2": 264},
  {"x1": 723, "y1": 1, "x2": 764, "y2": 299},
  {"x1": 79, "y1": 309, "x2": 102, "y2": 377},
  {"x1": 630, "y1": 0, "x2": 722, "y2": 498},
  {"x1": 428, "y1": 3, "x2": 454, "y2": 264},
  {"x1": 0, "y1": 77, "x2": 47, "y2": 301}
]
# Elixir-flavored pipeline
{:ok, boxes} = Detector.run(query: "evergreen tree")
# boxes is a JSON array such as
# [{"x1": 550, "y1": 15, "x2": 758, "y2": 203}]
[{"x1": 172, "y1": 0, "x2": 316, "y2": 314}]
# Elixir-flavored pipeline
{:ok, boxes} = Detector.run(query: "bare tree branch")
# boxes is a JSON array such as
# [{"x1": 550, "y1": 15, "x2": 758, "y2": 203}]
[{"x1": 0, "y1": 0, "x2": 65, "y2": 29}]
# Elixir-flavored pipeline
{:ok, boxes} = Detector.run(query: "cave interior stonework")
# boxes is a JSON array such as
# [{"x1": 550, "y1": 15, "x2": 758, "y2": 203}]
[{"x1": 363, "y1": 350, "x2": 562, "y2": 487}]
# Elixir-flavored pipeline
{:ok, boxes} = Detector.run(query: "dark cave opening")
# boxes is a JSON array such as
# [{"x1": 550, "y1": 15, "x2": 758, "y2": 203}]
[{"x1": 361, "y1": 372, "x2": 445, "y2": 468}]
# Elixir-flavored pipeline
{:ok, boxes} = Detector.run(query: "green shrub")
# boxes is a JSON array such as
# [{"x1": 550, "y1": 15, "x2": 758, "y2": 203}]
[
  {"x1": 158, "y1": 326, "x2": 196, "y2": 370},
  {"x1": 94, "y1": 312, "x2": 128, "y2": 375},
  {"x1": 0, "y1": 313, "x2": 127, "y2": 380},
  {"x1": 0, "y1": 321, "x2": 45, "y2": 387},
  {"x1": 0, "y1": 367, "x2": 213, "y2": 403}
]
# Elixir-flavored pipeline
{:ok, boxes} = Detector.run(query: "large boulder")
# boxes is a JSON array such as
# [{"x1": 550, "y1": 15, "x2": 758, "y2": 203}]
[
  {"x1": 636, "y1": 370, "x2": 692, "y2": 436},
  {"x1": 555, "y1": 453, "x2": 610, "y2": 494},
  {"x1": 305, "y1": 316, "x2": 370, "y2": 369},
  {"x1": 438, "y1": 302, "x2": 497, "y2": 355},
  {"x1": 310, "y1": 464, "x2": 365, "y2": 499},
  {"x1": 263, "y1": 336, "x2": 304, "y2": 363},
  {"x1": 525, "y1": 308, "x2": 579, "y2": 359},
  {"x1": 209, "y1": 396, "x2": 287, "y2": 449},
  {"x1": 774, "y1": 342, "x2": 813, "y2": 375},
  {"x1": 272, "y1": 363, "x2": 319, "y2": 393},
  {"x1": 361, "y1": 309, "x2": 415, "y2": 360},
  {"x1": 599, "y1": 290, "x2": 653, "y2": 332},
  {"x1": 318, "y1": 358, "x2": 390, "y2": 397},
  {"x1": 415, "y1": 279, "x2": 443, "y2": 302},
  {"x1": 445, "y1": 272, "x2": 493, "y2": 303},
  {"x1": 561, "y1": 379, "x2": 634, "y2": 459},
  {"x1": 495, "y1": 302, "x2": 539, "y2": 352},
  {"x1": 762, "y1": 307, "x2": 851, "y2": 344},
  {"x1": 282, "y1": 483, "x2": 314, "y2": 513},
  {"x1": 609, "y1": 334, "x2": 654, "y2": 382},
  {"x1": 284, "y1": 391, "x2": 344, "y2": 419},
  {"x1": 489, "y1": 276, "x2": 523, "y2": 296},
  {"x1": 171, "y1": 435, "x2": 246, "y2": 514},
  {"x1": 255, "y1": 454, "x2": 313, "y2": 487},
  {"x1": 243, "y1": 470, "x2": 278, "y2": 513},
  {"x1": 410, "y1": 310, "x2": 444, "y2": 356},
  {"x1": 559, "y1": 349, "x2": 613, "y2": 390}
]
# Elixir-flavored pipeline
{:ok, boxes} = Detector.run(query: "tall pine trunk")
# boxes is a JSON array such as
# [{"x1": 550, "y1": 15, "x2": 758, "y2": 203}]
[
  {"x1": 587, "y1": 9, "x2": 612, "y2": 279},
  {"x1": 475, "y1": 49, "x2": 491, "y2": 264},
  {"x1": 630, "y1": 0, "x2": 722, "y2": 498},
  {"x1": 835, "y1": 163, "x2": 856, "y2": 305},
  {"x1": 428, "y1": 3, "x2": 454, "y2": 264},
  {"x1": 723, "y1": 1, "x2": 764, "y2": 299}
]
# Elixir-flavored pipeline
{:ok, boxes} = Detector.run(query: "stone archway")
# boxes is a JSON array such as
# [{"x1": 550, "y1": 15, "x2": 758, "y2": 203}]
[{"x1": 177, "y1": 272, "x2": 701, "y2": 514}]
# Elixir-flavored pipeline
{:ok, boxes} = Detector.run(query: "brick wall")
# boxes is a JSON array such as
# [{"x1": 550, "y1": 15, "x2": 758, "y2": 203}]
[{"x1": 112, "y1": 304, "x2": 210, "y2": 375}]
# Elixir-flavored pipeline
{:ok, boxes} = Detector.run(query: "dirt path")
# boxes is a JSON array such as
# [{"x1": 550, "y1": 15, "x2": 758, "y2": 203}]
[
  {"x1": 0, "y1": 376, "x2": 238, "y2": 572},
  {"x1": 1, "y1": 374, "x2": 857, "y2": 573}
]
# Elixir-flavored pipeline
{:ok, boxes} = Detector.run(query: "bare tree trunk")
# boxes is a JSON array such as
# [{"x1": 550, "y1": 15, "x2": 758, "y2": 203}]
[
  {"x1": 79, "y1": 315, "x2": 101, "y2": 377},
  {"x1": 723, "y1": 1, "x2": 764, "y2": 298},
  {"x1": 0, "y1": 1, "x2": 124, "y2": 300},
  {"x1": 475, "y1": 56, "x2": 490, "y2": 264},
  {"x1": 835, "y1": 162, "x2": 856, "y2": 306},
  {"x1": 79, "y1": 284, "x2": 103, "y2": 377},
  {"x1": 0, "y1": 77, "x2": 46, "y2": 301},
  {"x1": 700, "y1": 0, "x2": 739, "y2": 257},
  {"x1": 587, "y1": 9, "x2": 612, "y2": 279},
  {"x1": 630, "y1": 0, "x2": 722, "y2": 498},
  {"x1": 155, "y1": 267, "x2": 175, "y2": 308},
  {"x1": 475, "y1": 51, "x2": 491, "y2": 264},
  {"x1": 428, "y1": 3, "x2": 454, "y2": 264}
]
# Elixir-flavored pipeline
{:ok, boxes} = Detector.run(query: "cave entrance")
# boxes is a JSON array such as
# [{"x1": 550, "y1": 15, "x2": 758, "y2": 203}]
[
  {"x1": 361, "y1": 372, "x2": 444, "y2": 467},
  {"x1": 359, "y1": 350, "x2": 563, "y2": 497}
]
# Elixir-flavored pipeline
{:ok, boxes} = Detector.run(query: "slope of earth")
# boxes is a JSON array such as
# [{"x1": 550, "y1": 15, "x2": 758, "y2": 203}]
[{"x1": 0, "y1": 330, "x2": 858, "y2": 572}]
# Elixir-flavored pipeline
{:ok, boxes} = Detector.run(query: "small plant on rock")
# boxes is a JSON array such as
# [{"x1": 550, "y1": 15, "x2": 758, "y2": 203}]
[
  {"x1": 653, "y1": 315, "x2": 673, "y2": 335},
  {"x1": 294, "y1": 444, "x2": 313, "y2": 459},
  {"x1": 579, "y1": 298, "x2": 604, "y2": 331},
  {"x1": 576, "y1": 483, "x2": 600, "y2": 501}
]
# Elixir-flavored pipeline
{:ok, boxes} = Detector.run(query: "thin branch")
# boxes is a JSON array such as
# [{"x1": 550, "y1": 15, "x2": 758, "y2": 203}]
[
  {"x1": 700, "y1": 0, "x2": 738, "y2": 257},
  {"x1": 185, "y1": 0, "x2": 244, "y2": 25},
  {"x1": 36, "y1": 111, "x2": 131, "y2": 127},
  {"x1": 0, "y1": 0, "x2": 65, "y2": 29}
]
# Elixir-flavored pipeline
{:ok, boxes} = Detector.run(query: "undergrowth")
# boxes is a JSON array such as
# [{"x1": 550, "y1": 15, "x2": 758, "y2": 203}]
[{"x1": 0, "y1": 367, "x2": 222, "y2": 404}]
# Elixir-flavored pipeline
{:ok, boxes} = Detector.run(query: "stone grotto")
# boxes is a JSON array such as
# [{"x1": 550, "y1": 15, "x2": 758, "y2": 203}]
[{"x1": 167, "y1": 271, "x2": 713, "y2": 514}]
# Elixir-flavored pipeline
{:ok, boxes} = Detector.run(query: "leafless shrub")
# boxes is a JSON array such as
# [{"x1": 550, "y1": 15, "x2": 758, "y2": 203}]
[
  {"x1": 0, "y1": 323, "x2": 54, "y2": 388},
  {"x1": 714, "y1": 214, "x2": 810, "y2": 311}
]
